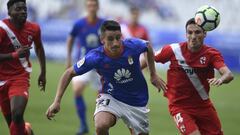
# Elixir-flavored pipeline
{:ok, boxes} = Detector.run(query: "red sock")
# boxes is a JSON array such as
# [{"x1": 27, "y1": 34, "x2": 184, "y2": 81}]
[{"x1": 10, "y1": 121, "x2": 25, "y2": 135}]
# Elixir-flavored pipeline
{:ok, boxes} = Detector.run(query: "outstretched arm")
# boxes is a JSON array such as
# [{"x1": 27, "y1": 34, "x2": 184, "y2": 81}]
[
  {"x1": 140, "y1": 52, "x2": 147, "y2": 69},
  {"x1": 145, "y1": 42, "x2": 166, "y2": 92},
  {"x1": 66, "y1": 35, "x2": 75, "y2": 69},
  {"x1": 208, "y1": 66, "x2": 234, "y2": 86},
  {"x1": 34, "y1": 39, "x2": 46, "y2": 91},
  {"x1": 46, "y1": 67, "x2": 77, "y2": 120}
]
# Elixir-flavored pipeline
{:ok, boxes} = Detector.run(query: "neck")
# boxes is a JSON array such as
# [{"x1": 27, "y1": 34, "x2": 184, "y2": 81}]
[
  {"x1": 9, "y1": 18, "x2": 24, "y2": 29},
  {"x1": 104, "y1": 45, "x2": 123, "y2": 58},
  {"x1": 130, "y1": 21, "x2": 138, "y2": 27},
  {"x1": 187, "y1": 44, "x2": 202, "y2": 53},
  {"x1": 87, "y1": 15, "x2": 97, "y2": 24}
]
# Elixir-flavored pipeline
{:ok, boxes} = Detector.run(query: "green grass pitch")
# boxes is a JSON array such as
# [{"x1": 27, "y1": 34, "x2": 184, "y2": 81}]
[{"x1": 0, "y1": 61, "x2": 240, "y2": 135}]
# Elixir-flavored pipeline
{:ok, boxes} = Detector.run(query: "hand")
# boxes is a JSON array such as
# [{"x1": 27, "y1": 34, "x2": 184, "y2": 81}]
[
  {"x1": 207, "y1": 78, "x2": 223, "y2": 87},
  {"x1": 38, "y1": 72, "x2": 46, "y2": 91},
  {"x1": 150, "y1": 74, "x2": 167, "y2": 93},
  {"x1": 16, "y1": 46, "x2": 32, "y2": 58},
  {"x1": 46, "y1": 102, "x2": 60, "y2": 120}
]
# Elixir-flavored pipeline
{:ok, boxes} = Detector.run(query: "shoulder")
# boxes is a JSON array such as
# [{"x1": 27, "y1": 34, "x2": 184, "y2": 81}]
[
  {"x1": 99, "y1": 18, "x2": 105, "y2": 23},
  {"x1": 25, "y1": 21, "x2": 40, "y2": 31},
  {"x1": 123, "y1": 38, "x2": 148, "y2": 47},
  {"x1": 0, "y1": 20, "x2": 7, "y2": 35},
  {"x1": 203, "y1": 45, "x2": 222, "y2": 55},
  {"x1": 73, "y1": 18, "x2": 86, "y2": 27},
  {"x1": 86, "y1": 47, "x2": 104, "y2": 60},
  {"x1": 139, "y1": 24, "x2": 148, "y2": 30},
  {"x1": 155, "y1": 43, "x2": 174, "y2": 55},
  {"x1": 77, "y1": 18, "x2": 86, "y2": 24},
  {"x1": 166, "y1": 42, "x2": 184, "y2": 51}
]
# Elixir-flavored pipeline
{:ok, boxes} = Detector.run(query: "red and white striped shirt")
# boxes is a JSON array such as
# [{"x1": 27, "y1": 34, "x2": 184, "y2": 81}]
[
  {"x1": 0, "y1": 19, "x2": 41, "y2": 80},
  {"x1": 155, "y1": 42, "x2": 225, "y2": 110}
]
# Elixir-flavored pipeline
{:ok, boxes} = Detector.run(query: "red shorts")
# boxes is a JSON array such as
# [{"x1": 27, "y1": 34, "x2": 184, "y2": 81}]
[
  {"x1": 171, "y1": 106, "x2": 223, "y2": 135},
  {"x1": 0, "y1": 78, "x2": 30, "y2": 115}
]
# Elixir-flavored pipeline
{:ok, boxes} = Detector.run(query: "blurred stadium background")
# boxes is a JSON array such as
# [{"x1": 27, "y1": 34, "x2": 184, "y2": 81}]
[{"x1": 0, "y1": 0, "x2": 239, "y2": 135}]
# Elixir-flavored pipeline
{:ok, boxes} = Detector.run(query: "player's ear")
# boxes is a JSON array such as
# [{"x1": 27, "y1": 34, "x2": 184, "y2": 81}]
[
  {"x1": 203, "y1": 31, "x2": 207, "y2": 38},
  {"x1": 8, "y1": 8, "x2": 12, "y2": 16},
  {"x1": 100, "y1": 35, "x2": 105, "y2": 44}
]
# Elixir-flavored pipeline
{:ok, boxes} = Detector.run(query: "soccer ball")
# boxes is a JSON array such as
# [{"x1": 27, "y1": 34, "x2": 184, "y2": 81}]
[{"x1": 195, "y1": 5, "x2": 220, "y2": 31}]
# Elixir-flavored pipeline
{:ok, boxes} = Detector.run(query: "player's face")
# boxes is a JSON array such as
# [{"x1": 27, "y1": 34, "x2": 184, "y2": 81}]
[
  {"x1": 86, "y1": 0, "x2": 99, "y2": 16},
  {"x1": 131, "y1": 10, "x2": 139, "y2": 23},
  {"x1": 8, "y1": 2, "x2": 27, "y2": 24},
  {"x1": 186, "y1": 24, "x2": 206, "y2": 51},
  {"x1": 102, "y1": 30, "x2": 122, "y2": 54}
]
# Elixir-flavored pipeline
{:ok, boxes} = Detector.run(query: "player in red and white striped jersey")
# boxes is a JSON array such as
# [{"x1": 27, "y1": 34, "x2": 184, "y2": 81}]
[
  {"x1": 155, "y1": 18, "x2": 234, "y2": 135},
  {"x1": 0, "y1": 0, "x2": 46, "y2": 135}
]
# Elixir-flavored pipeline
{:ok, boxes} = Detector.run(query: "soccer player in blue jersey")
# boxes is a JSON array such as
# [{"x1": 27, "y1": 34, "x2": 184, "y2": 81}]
[
  {"x1": 46, "y1": 20, "x2": 166, "y2": 135},
  {"x1": 65, "y1": 0, "x2": 104, "y2": 134}
]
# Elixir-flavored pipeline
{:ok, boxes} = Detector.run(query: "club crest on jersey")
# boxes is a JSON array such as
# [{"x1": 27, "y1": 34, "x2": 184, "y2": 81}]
[
  {"x1": 128, "y1": 56, "x2": 133, "y2": 65},
  {"x1": 200, "y1": 56, "x2": 206, "y2": 64},
  {"x1": 180, "y1": 60, "x2": 185, "y2": 64},
  {"x1": 77, "y1": 57, "x2": 85, "y2": 68}
]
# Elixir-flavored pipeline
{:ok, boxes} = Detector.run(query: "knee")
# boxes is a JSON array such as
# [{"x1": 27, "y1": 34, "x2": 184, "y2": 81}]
[
  {"x1": 11, "y1": 110, "x2": 24, "y2": 123},
  {"x1": 73, "y1": 82, "x2": 86, "y2": 96},
  {"x1": 95, "y1": 121, "x2": 110, "y2": 134}
]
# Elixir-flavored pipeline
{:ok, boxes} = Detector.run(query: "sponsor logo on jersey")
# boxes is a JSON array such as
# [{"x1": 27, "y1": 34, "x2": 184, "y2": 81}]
[
  {"x1": 28, "y1": 35, "x2": 33, "y2": 43},
  {"x1": 114, "y1": 68, "x2": 133, "y2": 84},
  {"x1": 180, "y1": 60, "x2": 185, "y2": 64},
  {"x1": 77, "y1": 57, "x2": 85, "y2": 68},
  {"x1": 128, "y1": 56, "x2": 133, "y2": 65},
  {"x1": 183, "y1": 68, "x2": 194, "y2": 75},
  {"x1": 200, "y1": 56, "x2": 206, "y2": 64}
]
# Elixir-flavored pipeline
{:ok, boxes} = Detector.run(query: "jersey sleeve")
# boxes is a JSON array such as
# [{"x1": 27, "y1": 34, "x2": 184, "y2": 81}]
[
  {"x1": 33, "y1": 23, "x2": 41, "y2": 46},
  {"x1": 73, "y1": 50, "x2": 100, "y2": 75},
  {"x1": 130, "y1": 38, "x2": 148, "y2": 54},
  {"x1": 154, "y1": 45, "x2": 173, "y2": 64},
  {"x1": 70, "y1": 21, "x2": 81, "y2": 37},
  {"x1": 142, "y1": 28, "x2": 149, "y2": 41},
  {"x1": 209, "y1": 49, "x2": 226, "y2": 69}
]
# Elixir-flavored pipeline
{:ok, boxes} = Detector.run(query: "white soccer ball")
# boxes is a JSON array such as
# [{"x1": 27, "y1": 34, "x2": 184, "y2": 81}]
[{"x1": 195, "y1": 5, "x2": 220, "y2": 31}]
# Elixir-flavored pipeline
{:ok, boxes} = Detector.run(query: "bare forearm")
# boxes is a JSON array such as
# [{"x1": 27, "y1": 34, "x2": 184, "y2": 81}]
[
  {"x1": 36, "y1": 47, "x2": 46, "y2": 74},
  {"x1": 140, "y1": 53, "x2": 147, "y2": 69},
  {"x1": 66, "y1": 36, "x2": 74, "y2": 66},
  {"x1": 219, "y1": 71, "x2": 234, "y2": 84},
  {"x1": 146, "y1": 44, "x2": 157, "y2": 76},
  {"x1": 218, "y1": 66, "x2": 234, "y2": 84},
  {"x1": 54, "y1": 68, "x2": 75, "y2": 103},
  {"x1": 0, "y1": 53, "x2": 16, "y2": 61}
]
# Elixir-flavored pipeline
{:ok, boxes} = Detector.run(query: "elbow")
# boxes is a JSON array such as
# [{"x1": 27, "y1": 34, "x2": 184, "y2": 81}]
[
  {"x1": 228, "y1": 72, "x2": 234, "y2": 82},
  {"x1": 66, "y1": 67, "x2": 76, "y2": 78},
  {"x1": 225, "y1": 72, "x2": 234, "y2": 84}
]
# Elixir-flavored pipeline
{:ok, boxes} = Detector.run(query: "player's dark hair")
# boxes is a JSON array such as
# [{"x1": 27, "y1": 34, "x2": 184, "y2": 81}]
[
  {"x1": 85, "y1": 0, "x2": 99, "y2": 6},
  {"x1": 7, "y1": 0, "x2": 26, "y2": 10},
  {"x1": 100, "y1": 20, "x2": 121, "y2": 35},
  {"x1": 130, "y1": 6, "x2": 139, "y2": 13},
  {"x1": 185, "y1": 18, "x2": 205, "y2": 32},
  {"x1": 185, "y1": 18, "x2": 196, "y2": 30}
]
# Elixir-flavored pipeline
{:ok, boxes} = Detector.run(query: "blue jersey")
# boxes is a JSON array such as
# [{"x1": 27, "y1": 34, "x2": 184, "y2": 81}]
[
  {"x1": 70, "y1": 17, "x2": 105, "y2": 60},
  {"x1": 74, "y1": 38, "x2": 149, "y2": 107}
]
